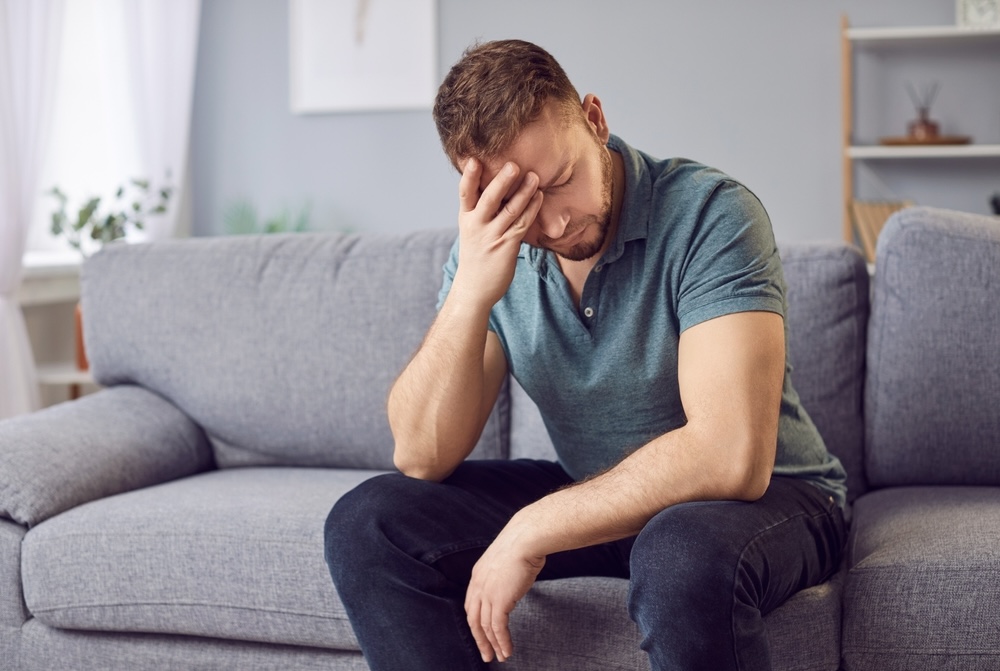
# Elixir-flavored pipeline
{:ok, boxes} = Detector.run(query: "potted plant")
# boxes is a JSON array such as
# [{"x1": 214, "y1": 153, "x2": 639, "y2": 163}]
[
  {"x1": 48, "y1": 178, "x2": 172, "y2": 256},
  {"x1": 47, "y1": 178, "x2": 172, "y2": 371}
]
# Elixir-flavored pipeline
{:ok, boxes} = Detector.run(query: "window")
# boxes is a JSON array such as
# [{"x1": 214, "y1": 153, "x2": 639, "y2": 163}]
[{"x1": 26, "y1": 0, "x2": 141, "y2": 255}]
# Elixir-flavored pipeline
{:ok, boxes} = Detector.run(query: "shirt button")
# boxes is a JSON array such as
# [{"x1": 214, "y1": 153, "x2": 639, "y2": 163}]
[
  {"x1": 583, "y1": 307, "x2": 594, "y2": 318},
  {"x1": 594, "y1": 265, "x2": 603, "y2": 273}
]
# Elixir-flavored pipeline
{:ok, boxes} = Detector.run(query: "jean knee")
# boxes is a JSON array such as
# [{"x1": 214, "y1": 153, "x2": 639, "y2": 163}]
[
  {"x1": 628, "y1": 502, "x2": 749, "y2": 617},
  {"x1": 324, "y1": 473, "x2": 414, "y2": 576}
]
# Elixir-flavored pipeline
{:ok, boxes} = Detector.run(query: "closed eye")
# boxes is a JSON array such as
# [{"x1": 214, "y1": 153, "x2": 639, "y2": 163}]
[{"x1": 545, "y1": 175, "x2": 573, "y2": 192}]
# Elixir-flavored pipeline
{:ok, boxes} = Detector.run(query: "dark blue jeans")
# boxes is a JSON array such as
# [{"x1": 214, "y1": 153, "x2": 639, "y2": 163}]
[{"x1": 324, "y1": 459, "x2": 845, "y2": 671}]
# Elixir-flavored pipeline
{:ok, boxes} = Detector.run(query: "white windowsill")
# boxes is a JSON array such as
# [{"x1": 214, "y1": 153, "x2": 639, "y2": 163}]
[{"x1": 18, "y1": 251, "x2": 84, "y2": 306}]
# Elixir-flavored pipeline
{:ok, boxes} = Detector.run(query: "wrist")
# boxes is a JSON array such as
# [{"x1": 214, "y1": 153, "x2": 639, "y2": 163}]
[
  {"x1": 502, "y1": 506, "x2": 554, "y2": 559},
  {"x1": 444, "y1": 275, "x2": 499, "y2": 321}
]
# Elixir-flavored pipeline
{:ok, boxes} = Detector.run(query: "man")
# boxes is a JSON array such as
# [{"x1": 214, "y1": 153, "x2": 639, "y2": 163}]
[{"x1": 326, "y1": 39, "x2": 846, "y2": 671}]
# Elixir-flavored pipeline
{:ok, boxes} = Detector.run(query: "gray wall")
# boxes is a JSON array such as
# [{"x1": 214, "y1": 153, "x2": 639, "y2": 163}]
[{"x1": 190, "y1": 0, "x2": 1000, "y2": 242}]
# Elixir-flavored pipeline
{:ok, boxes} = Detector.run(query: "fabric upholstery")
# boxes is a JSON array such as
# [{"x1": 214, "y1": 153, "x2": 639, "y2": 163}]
[
  {"x1": 1, "y1": 520, "x2": 26, "y2": 668},
  {"x1": 22, "y1": 468, "x2": 377, "y2": 651},
  {"x1": 81, "y1": 230, "x2": 509, "y2": 470},
  {"x1": 865, "y1": 207, "x2": 1000, "y2": 487},
  {"x1": 19, "y1": 620, "x2": 370, "y2": 671},
  {"x1": 843, "y1": 487, "x2": 1000, "y2": 670},
  {"x1": 20, "y1": 461, "x2": 841, "y2": 671},
  {"x1": 765, "y1": 571, "x2": 843, "y2": 671},
  {"x1": 0, "y1": 520, "x2": 26, "y2": 628},
  {"x1": 0, "y1": 386, "x2": 212, "y2": 527},
  {"x1": 501, "y1": 573, "x2": 841, "y2": 671},
  {"x1": 508, "y1": 376, "x2": 557, "y2": 461},
  {"x1": 503, "y1": 577, "x2": 649, "y2": 671},
  {"x1": 780, "y1": 242, "x2": 869, "y2": 503}
]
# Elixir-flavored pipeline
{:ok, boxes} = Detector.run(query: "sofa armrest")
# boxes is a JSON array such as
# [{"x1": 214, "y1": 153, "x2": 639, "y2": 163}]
[{"x1": 0, "y1": 385, "x2": 213, "y2": 527}]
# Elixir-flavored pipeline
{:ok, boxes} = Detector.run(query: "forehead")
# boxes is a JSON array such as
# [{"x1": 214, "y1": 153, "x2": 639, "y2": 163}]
[{"x1": 477, "y1": 104, "x2": 578, "y2": 187}]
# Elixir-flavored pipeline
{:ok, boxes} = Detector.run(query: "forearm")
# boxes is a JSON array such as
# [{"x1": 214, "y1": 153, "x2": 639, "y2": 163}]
[
  {"x1": 388, "y1": 285, "x2": 498, "y2": 480},
  {"x1": 504, "y1": 424, "x2": 774, "y2": 557}
]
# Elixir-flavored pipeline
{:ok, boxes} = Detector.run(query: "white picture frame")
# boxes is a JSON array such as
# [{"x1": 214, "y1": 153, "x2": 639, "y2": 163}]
[
  {"x1": 289, "y1": 0, "x2": 438, "y2": 114},
  {"x1": 956, "y1": 0, "x2": 1000, "y2": 28}
]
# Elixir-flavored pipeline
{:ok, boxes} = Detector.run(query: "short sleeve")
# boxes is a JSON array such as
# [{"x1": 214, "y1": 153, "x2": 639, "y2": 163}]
[
  {"x1": 436, "y1": 237, "x2": 460, "y2": 311},
  {"x1": 676, "y1": 180, "x2": 785, "y2": 332}
]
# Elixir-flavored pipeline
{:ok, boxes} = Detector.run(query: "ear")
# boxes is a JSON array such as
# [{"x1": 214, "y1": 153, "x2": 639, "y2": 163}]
[{"x1": 581, "y1": 93, "x2": 610, "y2": 144}]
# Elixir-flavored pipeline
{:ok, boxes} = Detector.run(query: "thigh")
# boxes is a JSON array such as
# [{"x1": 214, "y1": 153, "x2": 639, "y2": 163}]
[
  {"x1": 328, "y1": 459, "x2": 571, "y2": 567},
  {"x1": 630, "y1": 477, "x2": 846, "y2": 614}
]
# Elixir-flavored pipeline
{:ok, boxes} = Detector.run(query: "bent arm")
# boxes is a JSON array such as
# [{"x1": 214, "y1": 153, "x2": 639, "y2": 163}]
[
  {"x1": 388, "y1": 289, "x2": 508, "y2": 481},
  {"x1": 390, "y1": 157, "x2": 541, "y2": 482},
  {"x1": 503, "y1": 310, "x2": 784, "y2": 553}
]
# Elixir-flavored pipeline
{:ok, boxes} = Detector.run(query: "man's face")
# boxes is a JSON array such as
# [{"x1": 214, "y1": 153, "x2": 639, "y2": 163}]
[{"x1": 476, "y1": 101, "x2": 615, "y2": 262}]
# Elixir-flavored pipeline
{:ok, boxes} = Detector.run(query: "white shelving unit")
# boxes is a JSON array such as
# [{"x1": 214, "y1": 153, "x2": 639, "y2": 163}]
[
  {"x1": 841, "y1": 17, "x2": 1000, "y2": 250},
  {"x1": 847, "y1": 143, "x2": 1000, "y2": 159},
  {"x1": 846, "y1": 25, "x2": 1000, "y2": 44}
]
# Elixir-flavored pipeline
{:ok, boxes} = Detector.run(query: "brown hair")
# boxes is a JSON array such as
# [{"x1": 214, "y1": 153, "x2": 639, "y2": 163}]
[{"x1": 433, "y1": 40, "x2": 581, "y2": 170}]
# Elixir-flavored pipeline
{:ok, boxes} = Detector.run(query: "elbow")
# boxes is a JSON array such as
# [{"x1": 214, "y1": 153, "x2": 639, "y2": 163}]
[
  {"x1": 725, "y1": 439, "x2": 775, "y2": 502},
  {"x1": 392, "y1": 444, "x2": 454, "y2": 483},
  {"x1": 734, "y1": 468, "x2": 772, "y2": 502}
]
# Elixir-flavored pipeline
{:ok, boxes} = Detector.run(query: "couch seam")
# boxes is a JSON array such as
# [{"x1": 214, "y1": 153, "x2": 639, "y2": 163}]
[{"x1": 30, "y1": 602, "x2": 350, "y2": 622}]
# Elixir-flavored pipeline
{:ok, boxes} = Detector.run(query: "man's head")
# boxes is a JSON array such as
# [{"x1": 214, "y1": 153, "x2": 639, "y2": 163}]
[
  {"x1": 433, "y1": 39, "x2": 582, "y2": 171},
  {"x1": 434, "y1": 40, "x2": 621, "y2": 262}
]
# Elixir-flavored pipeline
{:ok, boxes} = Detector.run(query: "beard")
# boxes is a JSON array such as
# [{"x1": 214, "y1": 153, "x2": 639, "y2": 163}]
[{"x1": 539, "y1": 138, "x2": 615, "y2": 262}]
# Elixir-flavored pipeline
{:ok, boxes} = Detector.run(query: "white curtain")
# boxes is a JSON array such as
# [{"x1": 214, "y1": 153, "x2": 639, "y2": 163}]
[
  {"x1": 0, "y1": 0, "x2": 64, "y2": 419},
  {"x1": 123, "y1": 0, "x2": 201, "y2": 241}
]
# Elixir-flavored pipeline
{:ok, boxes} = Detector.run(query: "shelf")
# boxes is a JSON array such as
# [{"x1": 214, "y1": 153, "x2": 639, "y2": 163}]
[
  {"x1": 841, "y1": 14, "x2": 1000, "y2": 244},
  {"x1": 847, "y1": 143, "x2": 1000, "y2": 159},
  {"x1": 18, "y1": 251, "x2": 82, "y2": 306},
  {"x1": 36, "y1": 363, "x2": 95, "y2": 386},
  {"x1": 847, "y1": 25, "x2": 1000, "y2": 45}
]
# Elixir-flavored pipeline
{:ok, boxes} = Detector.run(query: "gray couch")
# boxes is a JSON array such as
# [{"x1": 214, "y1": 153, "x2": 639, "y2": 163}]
[{"x1": 1, "y1": 205, "x2": 997, "y2": 670}]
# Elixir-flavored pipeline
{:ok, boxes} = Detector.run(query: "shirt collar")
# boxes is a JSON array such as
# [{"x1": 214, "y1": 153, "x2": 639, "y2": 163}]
[{"x1": 601, "y1": 134, "x2": 651, "y2": 265}]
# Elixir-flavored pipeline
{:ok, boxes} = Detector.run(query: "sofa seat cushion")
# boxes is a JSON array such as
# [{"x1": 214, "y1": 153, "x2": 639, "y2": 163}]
[
  {"x1": 843, "y1": 487, "x2": 1000, "y2": 670},
  {"x1": 503, "y1": 572, "x2": 842, "y2": 671},
  {"x1": 21, "y1": 468, "x2": 383, "y2": 651}
]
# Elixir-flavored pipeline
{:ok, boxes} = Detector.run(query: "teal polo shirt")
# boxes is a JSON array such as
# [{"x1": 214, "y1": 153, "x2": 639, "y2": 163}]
[{"x1": 438, "y1": 135, "x2": 847, "y2": 507}]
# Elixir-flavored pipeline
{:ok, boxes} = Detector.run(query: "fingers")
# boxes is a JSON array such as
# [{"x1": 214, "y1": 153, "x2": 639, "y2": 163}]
[
  {"x1": 465, "y1": 596, "x2": 495, "y2": 663},
  {"x1": 458, "y1": 158, "x2": 481, "y2": 213},
  {"x1": 513, "y1": 190, "x2": 543, "y2": 238},
  {"x1": 488, "y1": 166, "x2": 538, "y2": 229},
  {"x1": 493, "y1": 608, "x2": 513, "y2": 662},
  {"x1": 458, "y1": 158, "x2": 541, "y2": 238},
  {"x1": 466, "y1": 598, "x2": 511, "y2": 663}
]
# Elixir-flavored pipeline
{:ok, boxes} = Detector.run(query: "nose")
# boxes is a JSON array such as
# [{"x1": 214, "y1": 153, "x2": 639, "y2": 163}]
[{"x1": 534, "y1": 205, "x2": 569, "y2": 240}]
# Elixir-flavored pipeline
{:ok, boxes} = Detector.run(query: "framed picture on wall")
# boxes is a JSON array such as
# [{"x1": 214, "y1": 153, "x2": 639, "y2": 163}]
[{"x1": 289, "y1": 0, "x2": 437, "y2": 114}]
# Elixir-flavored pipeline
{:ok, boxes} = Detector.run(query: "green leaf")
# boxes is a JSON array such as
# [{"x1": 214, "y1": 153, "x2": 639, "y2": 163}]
[
  {"x1": 48, "y1": 186, "x2": 67, "y2": 204},
  {"x1": 131, "y1": 178, "x2": 150, "y2": 191},
  {"x1": 116, "y1": 186, "x2": 124, "y2": 199},
  {"x1": 223, "y1": 199, "x2": 259, "y2": 235},
  {"x1": 293, "y1": 204, "x2": 311, "y2": 232},
  {"x1": 50, "y1": 212, "x2": 66, "y2": 236},
  {"x1": 75, "y1": 197, "x2": 101, "y2": 231},
  {"x1": 151, "y1": 205, "x2": 166, "y2": 214}
]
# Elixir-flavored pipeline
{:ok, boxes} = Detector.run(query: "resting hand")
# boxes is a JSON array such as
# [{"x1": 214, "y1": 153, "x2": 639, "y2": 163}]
[
  {"x1": 464, "y1": 532, "x2": 545, "y2": 663},
  {"x1": 453, "y1": 159, "x2": 544, "y2": 310}
]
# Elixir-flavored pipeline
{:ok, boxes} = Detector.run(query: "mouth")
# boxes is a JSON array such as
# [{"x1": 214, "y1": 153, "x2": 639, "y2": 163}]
[{"x1": 554, "y1": 224, "x2": 586, "y2": 247}]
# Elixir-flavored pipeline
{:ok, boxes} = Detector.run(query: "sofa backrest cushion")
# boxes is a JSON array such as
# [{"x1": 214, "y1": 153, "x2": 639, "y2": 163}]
[
  {"x1": 81, "y1": 230, "x2": 509, "y2": 469},
  {"x1": 780, "y1": 242, "x2": 870, "y2": 502},
  {"x1": 865, "y1": 207, "x2": 1000, "y2": 487},
  {"x1": 508, "y1": 241, "x2": 871, "y2": 502}
]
